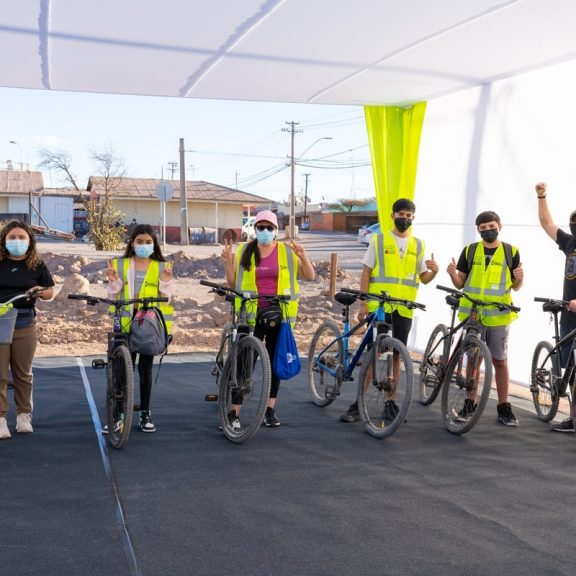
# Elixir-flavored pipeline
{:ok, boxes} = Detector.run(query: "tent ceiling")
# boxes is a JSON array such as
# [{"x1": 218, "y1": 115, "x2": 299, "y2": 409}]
[{"x1": 2, "y1": 0, "x2": 576, "y2": 106}]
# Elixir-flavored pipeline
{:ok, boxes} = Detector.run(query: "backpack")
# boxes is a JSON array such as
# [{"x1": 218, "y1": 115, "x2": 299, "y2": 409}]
[
  {"x1": 129, "y1": 307, "x2": 169, "y2": 356},
  {"x1": 466, "y1": 241, "x2": 514, "y2": 275}
]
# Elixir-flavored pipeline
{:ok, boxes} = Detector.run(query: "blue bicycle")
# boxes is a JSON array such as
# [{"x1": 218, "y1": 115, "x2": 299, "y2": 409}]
[{"x1": 308, "y1": 287, "x2": 425, "y2": 438}]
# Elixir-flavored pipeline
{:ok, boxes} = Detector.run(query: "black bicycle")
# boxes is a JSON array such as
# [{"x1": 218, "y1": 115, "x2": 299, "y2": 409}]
[
  {"x1": 308, "y1": 287, "x2": 425, "y2": 438},
  {"x1": 418, "y1": 285, "x2": 520, "y2": 434},
  {"x1": 68, "y1": 293, "x2": 168, "y2": 449},
  {"x1": 530, "y1": 297, "x2": 576, "y2": 422},
  {"x1": 200, "y1": 280, "x2": 289, "y2": 443}
]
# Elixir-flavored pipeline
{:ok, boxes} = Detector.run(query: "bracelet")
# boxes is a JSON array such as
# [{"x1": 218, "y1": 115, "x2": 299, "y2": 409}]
[{"x1": 538, "y1": 195, "x2": 546, "y2": 199}]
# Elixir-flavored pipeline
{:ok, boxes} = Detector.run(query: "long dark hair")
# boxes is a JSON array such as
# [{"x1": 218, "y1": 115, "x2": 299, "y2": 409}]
[
  {"x1": 122, "y1": 224, "x2": 165, "y2": 261},
  {"x1": 0, "y1": 219, "x2": 41, "y2": 269},
  {"x1": 240, "y1": 238, "x2": 260, "y2": 271}
]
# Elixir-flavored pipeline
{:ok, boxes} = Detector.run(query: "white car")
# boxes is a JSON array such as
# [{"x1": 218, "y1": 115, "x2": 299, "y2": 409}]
[
  {"x1": 358, "y1": 223, "x2": 380, "y2": 244},
  {"x1": 241, "y1": 216, "x2": 256, "y2": 241}
]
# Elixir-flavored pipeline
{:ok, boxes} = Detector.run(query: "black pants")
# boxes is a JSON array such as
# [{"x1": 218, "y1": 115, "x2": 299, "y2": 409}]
[
  {"x1": 131, "y1": 353, "x2": 154, "y2": 411},
  {"x1": 254, "y1": 322, "x2": 281, "y2": 398}
]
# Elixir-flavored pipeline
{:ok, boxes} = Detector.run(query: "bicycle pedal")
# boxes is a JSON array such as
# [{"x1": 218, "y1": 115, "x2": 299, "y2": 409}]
[
  {"x1": 92, "y1": 359, "x2": 107, "y2": 369},
  {"x1": 210, "y1": 367, "x2": 218, "y2": 376},
  {"x1": 133, "y1": 404, "x2": 142, "y2": 412},
  {"x1": 205, "y1": 394, "x2": 218, "y2": 402}
]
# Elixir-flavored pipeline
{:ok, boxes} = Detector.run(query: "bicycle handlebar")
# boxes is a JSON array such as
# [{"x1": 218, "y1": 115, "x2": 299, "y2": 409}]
[
  {"x1": 0, "y1": 287, "x2": 50, "y2": 306},
  {"x1": 199, "y1": 279, "x2": 291, "y2": 303},
  {"x1": 340, "y1": 287, "x2": 426, "y2": 311},
  {"x1": 534, "y1": 296, "x2": 568, "y2": 313},
  {"x1": 67, "y1": 294, "x2": 168, "y2": 307},
  {"x1": 436, "y1": 284, "x2": 521, "y2": 313}
]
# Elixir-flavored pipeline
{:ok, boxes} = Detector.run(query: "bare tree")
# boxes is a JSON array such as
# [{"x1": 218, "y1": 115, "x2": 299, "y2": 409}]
[
  {"x1": 38, "y1": 147, "x2": 127, "y2": 250},
  {"x1": 326, "y1": 198, "x2": 372, "y2": 213}
]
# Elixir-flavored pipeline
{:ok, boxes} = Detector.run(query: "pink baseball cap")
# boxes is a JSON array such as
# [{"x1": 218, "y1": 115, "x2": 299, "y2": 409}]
[{"x1": 254, "y1": 210, "x2": 278, "y2": 228}]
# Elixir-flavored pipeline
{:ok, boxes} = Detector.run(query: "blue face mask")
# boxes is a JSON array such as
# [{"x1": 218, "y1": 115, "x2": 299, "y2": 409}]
[
  {"x1": 256, "y1": 229, "x2": 275, "y2": 245},
  {"x1": 5, "y1": 239, "x2": 29, "y2": 257},
  {"x1": 134, "y1": 244, "x2": 154, "y2": 258}
]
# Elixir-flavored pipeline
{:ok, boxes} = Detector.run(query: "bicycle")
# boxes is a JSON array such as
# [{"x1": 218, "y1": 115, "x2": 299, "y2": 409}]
[
  {"x1": 308, "y1": 287, "x2": 425, "y2": 438},
  {"x1": 67, "y1": 293, "x2": 168, "y2": 449},
  {"x1": 200, "y1": 280, "x2": 289, "y2": 444},
  {"x1": 418, "y1": 284, "x2": 520, "y2": 434},
  {"x1": 530, "y1": 297, "x2": 576, "y2": 422}
]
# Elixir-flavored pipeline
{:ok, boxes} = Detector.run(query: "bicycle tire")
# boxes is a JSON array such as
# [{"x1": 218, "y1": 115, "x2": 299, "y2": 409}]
[
  {"x1": 530, "y1": 340, "x2": 560, "y2": 422},
  {"x1": 419, "y1": 323, "x2": 449, "y2": 406},
  {"x1": 357, "y1": 335, "x2": 414, "y2": 439},
  {"x1": 218, "y1": 334, "x2": 271, "y2": 443},
  {"x1": 441, "y1": 337, "x2": 492, "y2": 435},
  {"x1": 106, "y1": 345, "x2": 135, "y2": 449},
  {"x1": 307, "y1": 320, "x2": 344, "y2": 407}
]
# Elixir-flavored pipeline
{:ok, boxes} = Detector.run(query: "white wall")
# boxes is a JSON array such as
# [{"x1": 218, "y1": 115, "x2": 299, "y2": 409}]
[{"x1": 410, "y1": 58, "x2": 576, "y2": 386}]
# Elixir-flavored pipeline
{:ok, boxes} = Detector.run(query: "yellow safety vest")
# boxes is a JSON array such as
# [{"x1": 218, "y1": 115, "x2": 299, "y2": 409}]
[
  {"x1": 234, "y1": 242, "x2": 299, "y2": 326},
  {"x1": 110, "y1": 258, "x2": 174, "y2": 333},
  {"x1": 458, "y1": 242, "x2": 518, "y2": 326},
  {"x1": 368, "y1": 232, "x2": 424, "y2": 318}
]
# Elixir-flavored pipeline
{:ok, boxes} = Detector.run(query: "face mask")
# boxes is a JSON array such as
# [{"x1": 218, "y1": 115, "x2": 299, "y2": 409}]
[
  {"x1": 256, "y1": 229, "x2": 275, "y2": 245},
  {"x1": 134, "y1": 244, "x2": 154, "y2": 258},
  {"x1": 570, "y1": 223, "x2": 576, "y2": 237},
  {"x1": 5, "y1": 239, "x2": 29, "y2": 257},
  {"x1": 394, "y1": 218, "x2": 412, "y2": 233},
  {"x1": 480, "y1": 229, "x2": 499, "y2": 243}
]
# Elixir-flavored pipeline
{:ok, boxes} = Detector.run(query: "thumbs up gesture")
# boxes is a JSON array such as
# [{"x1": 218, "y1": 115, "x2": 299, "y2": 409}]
[
  {"x1": 513, "y1": 261, "x2": 524, "y2": 282},
  {"x1": 425, "y1": 252, "x2": 439, "y2": 274},
  {"x1": 447, "y1": 257, "x2": 457, "y2": 277},
  {"x1": 107, "y1": 258, "x2": 119, "y2": 283}
]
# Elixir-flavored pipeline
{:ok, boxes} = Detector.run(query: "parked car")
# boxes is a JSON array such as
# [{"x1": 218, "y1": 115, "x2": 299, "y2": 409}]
[
  {"x1": 241, "y1": 216, "x2": 256, "y2": 241},
  {"x1": 358, "y1": 222, "x2": 380, "y2": 244}
]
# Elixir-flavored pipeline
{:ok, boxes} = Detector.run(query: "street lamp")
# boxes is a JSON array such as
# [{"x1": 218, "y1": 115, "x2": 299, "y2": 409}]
[
  {"x1": 9, "y1": 140, "x2": 31, "y2": 224},
  {"x1": 289, "y1": 136, "x2": 332, "y2": 238}
]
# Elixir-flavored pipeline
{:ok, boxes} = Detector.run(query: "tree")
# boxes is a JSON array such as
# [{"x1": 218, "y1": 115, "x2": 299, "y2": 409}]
[
  {"x1": 38, "y1": 147, "x2": 127, "y2": 250},
  {"x1": 326, "y1": 198, "x2": 372, "y2": 213}
]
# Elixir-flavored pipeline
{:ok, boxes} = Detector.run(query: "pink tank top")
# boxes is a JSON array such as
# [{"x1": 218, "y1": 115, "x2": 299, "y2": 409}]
[{"x1": 256, "y1": 245, "x2": 279, "y2": 307}]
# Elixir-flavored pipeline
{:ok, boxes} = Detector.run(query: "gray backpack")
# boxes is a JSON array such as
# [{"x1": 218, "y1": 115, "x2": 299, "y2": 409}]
[{"x1": 129, "y1": 307, "x2": 169, "y2": 356}]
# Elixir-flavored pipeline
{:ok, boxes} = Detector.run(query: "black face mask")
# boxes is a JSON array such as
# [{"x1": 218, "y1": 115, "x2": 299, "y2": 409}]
[
  {"x1": 394, "y1": 218, "x2": 412, "y2": 233},
  {"x1": 570, "y1": 223, "x2": 576, "y2": 237},
  {"x1": 480, "y1": 229, "x2": 499, "y2": 243}
]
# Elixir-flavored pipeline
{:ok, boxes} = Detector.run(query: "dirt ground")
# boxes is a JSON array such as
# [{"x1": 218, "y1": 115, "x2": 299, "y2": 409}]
[{"x1": 34, "y1": 249, "x2": 360, "y2": 358}]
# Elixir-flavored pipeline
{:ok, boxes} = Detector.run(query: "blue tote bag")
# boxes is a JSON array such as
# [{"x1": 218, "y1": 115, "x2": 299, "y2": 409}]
[{"x1": 273, "y1": 321, "x2": 301, "y2": 380}]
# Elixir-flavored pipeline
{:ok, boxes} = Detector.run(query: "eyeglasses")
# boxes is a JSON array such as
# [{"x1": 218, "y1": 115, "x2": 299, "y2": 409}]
[{"x1": 256, "y1": 225, "x2": 275, "y2": 232}]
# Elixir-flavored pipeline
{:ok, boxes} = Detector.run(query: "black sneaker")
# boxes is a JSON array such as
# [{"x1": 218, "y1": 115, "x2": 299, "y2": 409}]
[
  {"x1": 339, "y1": 402, "x2": 359, "y2": 423},
  {"x1": 551, "y1": 418, "x2": 574, "y2": 433},
  {"x1": 139, "y1": 411, "x2": 156, "y2": 433},
  {"x1": 455, "y1": 398, "x2": 477, "y2": 422},
  {"x1": 382, "y1": 400, "x2": 400, "y2": 424},
  {"x1": 264, "y1": 407, "x2": 281, "y2": 428},
  {"x1": 497, "y1": 402, "x2": 519, "y2": 427}
]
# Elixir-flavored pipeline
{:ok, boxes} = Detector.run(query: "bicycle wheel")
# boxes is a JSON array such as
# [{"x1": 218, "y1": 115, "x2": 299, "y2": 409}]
[
  {"x1": 419, "y1": 323, "x2": 449, "y2": 406},
  {"x1": 357, "y1": 335, "x2": 414, "y2": 439},
  {"x1": 530, "y1": 340, "x2": 560, "y2": 422},
  {"x1": 106, "y1": 345, "x2": 135, "y2": 449},
  {"x1": 441, "y1": 337, "x2": 492, "y2": 435},
  {"x1": 218, "y1": 334, "x2": 271, "y2": 443},
  {"x1": 308, "y1": 320, "x2": 344, "y2": 407}
]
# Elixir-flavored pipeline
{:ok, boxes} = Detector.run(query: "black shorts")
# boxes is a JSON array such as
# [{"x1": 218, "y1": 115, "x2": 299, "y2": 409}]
[{"x1": 380, "y1": 311, "x2": 412, "y2": 345}]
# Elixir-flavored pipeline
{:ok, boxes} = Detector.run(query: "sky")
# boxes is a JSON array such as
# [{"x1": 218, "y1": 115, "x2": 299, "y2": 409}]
[{"x1": 1, "y1": 86, "x2": 375, "y2": 205}]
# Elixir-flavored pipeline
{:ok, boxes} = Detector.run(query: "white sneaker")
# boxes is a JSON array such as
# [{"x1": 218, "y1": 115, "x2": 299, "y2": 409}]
[
  {"x1": 16, "y1": 413, "x2": 33, "y2": 434},
  {"x1": 0, "y1": 417, "x2": 11, "y2": 439}
]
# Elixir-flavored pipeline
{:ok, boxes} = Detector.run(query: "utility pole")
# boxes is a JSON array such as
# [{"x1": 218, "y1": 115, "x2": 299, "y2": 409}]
[
  {"x1": 282, "y1": 121, "x2": 303, "y2": 238},
  {"x1": 179, "y1": 138, "x2": 189, "y2": 245},
  {"x1": 303, "y1": 173, "x2": 310, "y2": 227},
  {"x1": 167, "y1": 161, "x2": 178, "y2": 179}
]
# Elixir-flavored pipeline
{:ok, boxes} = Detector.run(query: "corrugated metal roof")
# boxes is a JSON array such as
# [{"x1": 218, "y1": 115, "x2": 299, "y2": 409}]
[
  {"x1": 0, "y1": 170, "x2": 44, "y2": 194},
  {"x1": 87, "y1": 177, "x2": 272, "y2": 204}
]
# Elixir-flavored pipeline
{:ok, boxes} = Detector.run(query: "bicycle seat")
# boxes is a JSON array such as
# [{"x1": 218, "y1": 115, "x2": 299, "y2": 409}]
[
  {"x1": 445, "y1": 294, "x2": 460, "y2": 308},
  {"x1": 334, "y1": 292, "x2": 357, "y2": 307}
]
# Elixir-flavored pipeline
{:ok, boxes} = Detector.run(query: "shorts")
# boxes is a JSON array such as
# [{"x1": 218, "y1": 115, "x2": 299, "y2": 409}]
[
  {"x1": 378, "y1": 311, "x2": 412, "y2": 346},
  {"x1": 479, "y1": 325, "x2": 509, "y2": 361}
]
